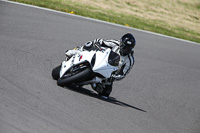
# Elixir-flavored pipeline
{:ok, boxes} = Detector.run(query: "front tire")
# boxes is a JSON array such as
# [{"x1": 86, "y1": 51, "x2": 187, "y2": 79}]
[
  {"x1": 52, "y1": 65, "x2": 61, "y2": 80},
  {"x1": 57, "y1": 68, "x2": 91, "y2": 87}
]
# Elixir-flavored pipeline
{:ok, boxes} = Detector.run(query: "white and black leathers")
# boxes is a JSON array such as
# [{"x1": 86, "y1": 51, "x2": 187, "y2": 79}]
[{"x1": 93, "y1": 38, "x2": 135, "y2": 81}]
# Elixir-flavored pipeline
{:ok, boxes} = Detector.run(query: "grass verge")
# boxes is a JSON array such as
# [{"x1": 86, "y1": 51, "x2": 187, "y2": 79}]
[{"x1": 10, "y1": 0, "x2": 200, "y2": 43}]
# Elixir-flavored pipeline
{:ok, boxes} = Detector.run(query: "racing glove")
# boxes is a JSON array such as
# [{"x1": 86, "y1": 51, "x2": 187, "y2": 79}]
[{"x1": 93, "y1": 38, "x2": 104, "y2": 45}]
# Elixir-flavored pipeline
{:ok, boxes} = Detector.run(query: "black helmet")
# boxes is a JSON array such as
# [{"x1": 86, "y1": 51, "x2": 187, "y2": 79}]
[{"x1": 120, "y1": 33, "x2": 136, "y2": 56}]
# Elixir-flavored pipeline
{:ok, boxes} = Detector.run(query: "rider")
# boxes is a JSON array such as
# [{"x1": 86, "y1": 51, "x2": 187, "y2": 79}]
[{"x1": 65, "y1": 33, "x2": 136, "y2": 96}]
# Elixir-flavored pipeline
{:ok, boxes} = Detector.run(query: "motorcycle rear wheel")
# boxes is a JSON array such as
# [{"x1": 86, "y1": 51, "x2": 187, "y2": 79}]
[
  {"x1": 57, "y1": 68, "x2": 91, "y2": 87},
  {"x1": 96, "y1": 83, "x2": 113, "y2": 97}
]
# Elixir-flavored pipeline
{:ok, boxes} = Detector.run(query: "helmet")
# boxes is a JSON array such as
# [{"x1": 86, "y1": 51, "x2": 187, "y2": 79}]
[{"x1": 120, "y1": 33, "x2": 136, "y2": 56}]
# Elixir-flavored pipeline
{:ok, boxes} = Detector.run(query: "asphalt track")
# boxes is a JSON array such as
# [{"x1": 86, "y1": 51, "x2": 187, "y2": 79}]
[{"x1": 0, "y1": 1, "x2": 200, "y2": 133}]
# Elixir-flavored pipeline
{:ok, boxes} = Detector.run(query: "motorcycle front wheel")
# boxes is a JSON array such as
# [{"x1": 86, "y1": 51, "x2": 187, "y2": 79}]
[
  {"x1": 57, "y1": 68, "x2": 92, "y2": 87},
  {"x1": 52, "y1": 65, "x2": 61, "y2": 80}
]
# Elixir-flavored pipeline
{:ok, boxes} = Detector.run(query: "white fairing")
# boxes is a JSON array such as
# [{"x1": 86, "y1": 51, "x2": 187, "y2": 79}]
[
  {"x1": 60, "y1": 48, "x2": 118, "y2": 85},
  {"x1": 93, "y1": 49, "x2": 118, "y2": 78}
]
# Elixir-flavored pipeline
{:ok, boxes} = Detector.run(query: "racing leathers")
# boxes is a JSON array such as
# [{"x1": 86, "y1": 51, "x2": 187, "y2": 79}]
[{"x1": 92, "y1": 38, "x2": 135, "y2": 80}]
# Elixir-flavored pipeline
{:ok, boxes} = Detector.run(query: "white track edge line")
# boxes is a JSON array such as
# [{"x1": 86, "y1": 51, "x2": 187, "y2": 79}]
[{"x1": 1, "y1": 0, "x2": 199, "y2": 45}]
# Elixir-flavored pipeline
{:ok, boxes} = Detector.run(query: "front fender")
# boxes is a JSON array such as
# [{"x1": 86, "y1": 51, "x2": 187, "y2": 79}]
[{"x1": 60, "y1": 60, "x2": 71, "y2": 78}]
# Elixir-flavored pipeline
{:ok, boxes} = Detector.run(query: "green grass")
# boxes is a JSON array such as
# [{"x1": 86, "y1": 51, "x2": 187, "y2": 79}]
[{"x1": 10, "y1": 0, "x2": 200, "y2": 43}]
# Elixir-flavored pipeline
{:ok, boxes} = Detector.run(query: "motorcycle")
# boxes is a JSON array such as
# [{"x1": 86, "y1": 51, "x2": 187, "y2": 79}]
[{"x1": 52, "y1": 45, "x2": 120, "y2": 96}]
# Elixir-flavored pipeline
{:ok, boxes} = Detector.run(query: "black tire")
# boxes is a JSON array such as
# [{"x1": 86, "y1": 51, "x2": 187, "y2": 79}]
[
  {"x1": 57, "y1": 68, "x2": 91, "y2": 87},
  {"x1": 93, "y1": 82, "x2": 113, "y2": 97},
  {"x1": 99, "y1": 83, "x2": 113, "y2": 97},
  {"x1": 52, "y1": 65, "x2": 61, "y2": 80}
]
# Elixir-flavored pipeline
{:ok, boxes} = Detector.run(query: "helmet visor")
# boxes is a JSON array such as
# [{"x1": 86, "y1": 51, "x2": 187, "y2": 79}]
[{"x1": 120, "y1": 42, "x2": 133, "y2": 55}]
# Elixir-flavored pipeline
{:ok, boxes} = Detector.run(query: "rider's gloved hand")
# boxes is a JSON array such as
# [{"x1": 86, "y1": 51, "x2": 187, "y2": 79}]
[
  {"x1": 65, "y1": 50, "x2": 72, "y2": 60},
  {"x1": 93, "y1": 38, "x2": 104, "y2": 45},
  {"x1": 65, "y1": 50, "x2": 69, "y2": 57}
]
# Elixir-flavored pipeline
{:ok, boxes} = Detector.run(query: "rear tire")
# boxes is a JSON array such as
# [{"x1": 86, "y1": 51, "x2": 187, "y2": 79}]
[
  {"x1": 57, "y1": 68, "x2": 91, "y2": 87},
  {"x1": 92, "y1": 83, "x2": 113, "y2": 97},
  {"x1": 99, "y1": 83, "x2": 113, "y2": 97},
  {"x1": 52, "y1": 65, "x2": 61, "y2": 80}
]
